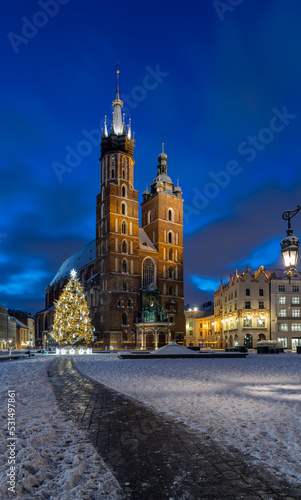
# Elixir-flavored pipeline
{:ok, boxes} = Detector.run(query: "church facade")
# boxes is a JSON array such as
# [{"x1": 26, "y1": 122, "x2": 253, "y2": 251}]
[{"x1": 36, "y1": 72, "x2": 185, "y2": 349}]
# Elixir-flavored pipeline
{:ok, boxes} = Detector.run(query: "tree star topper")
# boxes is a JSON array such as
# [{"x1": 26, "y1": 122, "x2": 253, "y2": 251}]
[{"x1": 70, "y1": 269, "x2": 77, "y2": 278}]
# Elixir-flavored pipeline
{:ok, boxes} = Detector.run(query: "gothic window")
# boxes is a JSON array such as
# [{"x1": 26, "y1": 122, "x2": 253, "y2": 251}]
[
  {"x1": 101, "y1": 204, "x2": 104, "y2": 218},
  {"x1": 147, "y1": 210, "x2": 152, "y2": 224},
  {"x1": 100, "y1": 260, "x2": 104, "y2": 275},
  {"x1": 168, "y1": 208, "x2": 174, "y2": 222},
  {"x1": 122, "y1": 158, "x2": 126, "y2": 179},
  {"x1": 122, "y1": 185, "x2": 126, "y2": 197},
  {"x1": 169, "y1": 286, "x2": 173, "y2": 295},
  {"x1": 163, "y1": 247, "x2": 166, "y2": 260},
  {"x1": 115, "y1": 238, "x2": 119, "y2": 252},
  {"x1": 111, "y1": 157, "x2": 115, "y2": 178},
  {"x1": 101, "y1": 186, "x2": 105, "y2": 200},
  {"x1": 122, "y1": 240, "x2": 127, "y2": 253},
  {"x1": 115, "y1": 258, "x2": 119, "y2": 272},
  {"x1": 142, "y1": 258, "x2": 155, "y2": 288},
  {"x1": 115, "y1": 219, "x2": 119, "y2": 233},
  {"x1": 169, "y1": 248, "x2": 173, "y2": 261},
  {"x1": 168, "y1": 267, "x2": 173, "y2": 279},
  {"x1": 122, "y1": 312, "x2": 128, "y2": 326},
  {"x1": 101, "y1": 221, "x2": 104, "y2": 236},
  {"x1": 123, "y1": 281, "x2": 127, "y2": 291},
  {"x1": 129, "y1": 221, "x2": 133, "y2": 235},
  {"x1": 168, "y1": 231, "x2": 174, "y2": 244},
  {"x1": 163, "y1": 265, "x2": 166, "y2": 278},
  {"x1": 122, "y1": 258, "x2": 128, "y2": 273},
  {"x1": 122, "y1": 220, "x2": 127, "y2": 234},
  {"x1": 121, "y1": 202, "x2": 127, "y2": 215}
]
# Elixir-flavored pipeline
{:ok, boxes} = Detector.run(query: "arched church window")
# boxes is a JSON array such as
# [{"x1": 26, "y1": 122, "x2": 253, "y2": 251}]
[
  {"x1": 169, "y1": 248, "x2": 173, "y2": 261},
  {"x1": 122, "y1": 158, "x2": 126, "y2": 179},
  {"x1": 122, "y1": 258, "x2": 128, "y2": 273},
  {"x1": 122, "y1": 185, "x2": 126, "y2": 197},
  {"x1": 101, "y1": 204, "x2": 104, "y2": 218},
  {"x1": 142, "y1": 258, "x2": 155, "y2": 289},
  {"x1": 122, "y1": 240, "x2": 127, "y2": 253},
  {"x1": 122, "y1": 220, "x2": 127, "y2": 235},
  {"x1": 110, "y1": 157, "x2": 115, "y2": 178},
  {"x1": 168, "y1": 208, "x2": 174, "y2": 222},
  {"x1": 121, "y1": 202, "x2": 127, "y2": 215},
  {"x1": 122, "y1": 312, "x2": 128, "y2": 326},
  {"x1": 168, "y1": 231, "x2": 174, "y2": 244},
  {"x1": 147, "y1": 210, "x2": 152, "y2": 224},
  {"x1": 168, "y1": 267, "x2": 173, "y2": 279}
]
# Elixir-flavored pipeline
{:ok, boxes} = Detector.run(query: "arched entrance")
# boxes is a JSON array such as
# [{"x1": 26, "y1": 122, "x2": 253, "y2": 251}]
[
  {"x1": 234, "y1": 334, "x2": 238, "y2": 346},
  {"x1": 257, "y1": 333, "x2": 266, "y2": 342},
  {"x1": 158, "y1": 331, "x2": 166, "y2": 348},
  {"x1": 244, "y1": 334, "x2": 253, "y2": 349},
  {"x1": 145, "y1": 331, "x2": 155, "y2": 349}
]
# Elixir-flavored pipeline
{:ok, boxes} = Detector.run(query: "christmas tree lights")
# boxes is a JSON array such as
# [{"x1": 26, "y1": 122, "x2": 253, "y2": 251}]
[{"x1": 51, "y1": 269, "x2": 93, "y2": 345}]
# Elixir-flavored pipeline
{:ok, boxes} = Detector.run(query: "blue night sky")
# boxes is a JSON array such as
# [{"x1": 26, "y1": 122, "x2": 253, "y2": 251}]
[{"x1": 1, "y1": 0, "x2": 301, "y2": 314}]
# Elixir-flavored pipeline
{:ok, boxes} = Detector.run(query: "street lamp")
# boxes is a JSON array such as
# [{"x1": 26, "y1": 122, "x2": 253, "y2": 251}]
[{"x1": 281, "y1": 205, "x2": 300, "y2": 275}]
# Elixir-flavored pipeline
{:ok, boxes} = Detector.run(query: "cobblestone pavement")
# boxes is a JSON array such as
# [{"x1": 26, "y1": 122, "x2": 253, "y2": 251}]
[{"x1": 48, "y1": 357, "x2": 300, "y2": 500}]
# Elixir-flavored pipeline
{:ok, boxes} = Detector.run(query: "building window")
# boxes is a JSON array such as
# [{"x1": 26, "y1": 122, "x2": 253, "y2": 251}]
[
  {"x1": 234, "y1": 302, "x2": 237, "y2": 310},
  {"x1": 243, "y1": 316, "x2": 252, "y2": 327},
  {"x1": 257, "y1": 317, "x2": 266, "y2": 327},
  {"x1": 122, "y1": 220, "x2": 127, "y2": 235},
  {"x1": 122, "y1": 158, "x2": 126, "y2": 179},
  {"x1": 101, "y1": 204, "x2": 104, "y2": 218},
  {"x1": 122, "y1": 259, "x2": 128, "y2": 273},
  {"x1": 115, "y1": 219, "x2": 119, "y2": 233},
  {"x1": 122, "y1": 240, "x2": 127, "y2": 253},
  {"x1": 122, "y1": 312, "x2": 128, "y2": 326},
  {"x1": 123, "y1": 281, "x2": 127, "y2": 291},
  {"x1": 168, "y1": 208, "x2": 174, "y2": 222},
  {"x1": 169, "y1": 248, "x2": 173, "y2": 261},
  {"x1": 117, "y1": 299, "x2": 123, "y2": 307},
  {"x1": 169, "y1": 286, "x2": 173, "y2": 295},
  {"x1": 245, "y1": 301, "x2": 251, "y2": 309},
  {"x1": 121, "y1": 202, "x2": 126, "y2": 215},
  {"x1": 163, "y1": 283, "x2": 166, "y2": 295},
  {"x1": 246, "y1": 288, "x2": 250, "y2": 296},
  {"x1": 292, "y1": 296, "x2": 300, "y2": 304},
  {"x1": 235, "y1": 291, "x2": 237, "y2": 298},
  {"x1": 292, "y1": 323, "x2": 301, "y2": 331},
  {"x1": 147, "y1": 210, "x2": 152, "y2": 224},
  {"x1": 168, "y1": 267, "x2": 173, "y2": 279},
  {"x1": 259, "y1": 289, "x2": 264, "y2": 296},
  {"x1": 168, "y1": 231, "x2": 174, "y2": 244},
  {"x1": 279, "y1": 285, "x2": 285, "y2": 292},
  {"x1": 293, "y1": 285, "x2": 299, "y2": 292},
  {"x1": 278, "y1": 309, "x2": 286, "y2": 317},
  {"x1": 279, "y1": 297, "x2": 286, "y2": 305},
  {"x1": 278, "y1": 323, "x2": 288, "y2": 331},
  {"x1": 122, "y1": 185, "x2": 126, "y2": 197},
  {"x1": 259, "y1": 301, "x2": 264, "y2": 309},
  {"x1": 142, "y1": 258, "x2": 155, "y2": 288},
  {"x1": 163, "y1": 265, "x2": 166, "y2": 278},
  {"x1": 292, "y1": 309, "x2": 300, "y2": 317},
  {"x1": 128, "y1": 299, "x2": 133, "y2": 308}
]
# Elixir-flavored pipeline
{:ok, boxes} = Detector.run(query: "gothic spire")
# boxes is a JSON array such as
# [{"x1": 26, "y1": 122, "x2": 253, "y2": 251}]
[{"x1": 112, "y1": 64, "x2": 124, "y2": 135}]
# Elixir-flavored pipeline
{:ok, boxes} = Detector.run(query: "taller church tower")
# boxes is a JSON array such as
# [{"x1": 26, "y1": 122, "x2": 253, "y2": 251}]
[
  {"x1": 96, "y1": 69, "x2": 140, "y2": 346},
  {"x1": 95, "y1": 70, "x2": 185, "y2": 348}
]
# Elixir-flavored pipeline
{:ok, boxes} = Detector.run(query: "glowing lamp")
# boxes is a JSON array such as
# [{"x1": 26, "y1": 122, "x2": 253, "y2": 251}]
[{"x1": 280, "y1": 229, "x2": 299, "y2": 273}]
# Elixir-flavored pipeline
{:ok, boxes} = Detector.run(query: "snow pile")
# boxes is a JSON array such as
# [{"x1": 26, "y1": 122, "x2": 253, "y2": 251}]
[
  {"x1": 0, "y1": 357, "x2": 121, "y2": 500},
  {"x1": 76, "y1": 353, "x2": 301, "y2": 485},
  {"x1": 151, "y1": 341, "x2": 195, "y2": 355}
]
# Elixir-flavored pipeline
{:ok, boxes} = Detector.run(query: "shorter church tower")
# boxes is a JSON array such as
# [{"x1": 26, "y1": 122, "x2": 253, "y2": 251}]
[{"x1": 140, "y1": 145, "x2": 185, "y2": 344}]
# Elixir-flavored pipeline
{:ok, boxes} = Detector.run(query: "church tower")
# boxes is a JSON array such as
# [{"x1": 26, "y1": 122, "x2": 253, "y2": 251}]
[
  {"x1": 96, "y1": 69, "x2": 140, "y2": 347},
  {"x1": 141, "y1": 145, "x2": 185, "y2": 343}
]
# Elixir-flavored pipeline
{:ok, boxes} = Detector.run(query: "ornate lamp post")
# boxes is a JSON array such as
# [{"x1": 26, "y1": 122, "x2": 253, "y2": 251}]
[{"x1": 281, "y1": 205, "x2": 301, "y2": 275}]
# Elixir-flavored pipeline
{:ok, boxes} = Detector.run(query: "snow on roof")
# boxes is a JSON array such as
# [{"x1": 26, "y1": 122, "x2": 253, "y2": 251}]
[
  {"x1": 139, "y1": 228, "x2": 158, "y2": 252},
  {"x1": 151, "y1": 342, "x2": 195, "y2": 355},
  {"x1": 35, "y1": 305, "x2": 55, "y2": 315},
  {"x1": 15, "y1": 318, "x2": 28, "y2": 329},
  {"x1": 50, "y1": 240, "x2": 96, "y2": 285}
]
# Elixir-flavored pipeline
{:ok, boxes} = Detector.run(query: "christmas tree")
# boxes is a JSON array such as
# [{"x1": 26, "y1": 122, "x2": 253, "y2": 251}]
[{"x1": 51, "y1": 269, "x2": 94, "y2": 345}]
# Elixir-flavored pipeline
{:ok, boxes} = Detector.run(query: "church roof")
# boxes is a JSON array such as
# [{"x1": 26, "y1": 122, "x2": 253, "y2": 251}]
[
  {"x1": 50, "y1": 240, "x2": 95, "y2": 285},
  {"x1": 139, "y1": 228, "x2": 158, "y2": 252}
]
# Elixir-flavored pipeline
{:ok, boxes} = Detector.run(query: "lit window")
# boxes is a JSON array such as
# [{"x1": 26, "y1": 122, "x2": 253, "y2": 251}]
[
  {"x1": 292, "y1": 309, "x2": 300, "y2": 317},
  {"x1": 257, "y1": 317, "x2": 266, "y2": 327},
  {"x1": 243, "y1": 316, "x2": 252, "y2": 327},
  {"x1": 245, "y1": 301, "x2": 251, "y2": 309},
  {"x1": 278, "y1": 309, "x2": 286, "y2": 317},
  {"x1": 292, "y1": 323, "x2": 301, "y2": 331},
  {"x1": 292, "y1": 296, "x2": 300, "y2": 304},
  {"x1": 279, "y1": 297, "x2": 286, "y2": 305},
  {"x1": 259, "y1": 301, "x2": 264, "y2": 309},
  {"x1": 278, "y1": 323, "x2": 288, "y2": 331}
]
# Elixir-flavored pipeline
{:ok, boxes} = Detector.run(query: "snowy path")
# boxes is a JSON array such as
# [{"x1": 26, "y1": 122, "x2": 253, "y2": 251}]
[
  {"x1": 0, "y1": 357, "x2": 122, "y2": 500},
  {"x1": 76, "y1": 353, "x2": 301, "y2": 485}
]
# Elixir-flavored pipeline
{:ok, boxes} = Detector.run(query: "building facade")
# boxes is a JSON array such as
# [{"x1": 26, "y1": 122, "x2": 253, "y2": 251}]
[
  {"x1": 36, "y1": 72, "x2": 185, "y2": 349},
  {"x1": 214, "y1": 267, "x2": 270, "y2": 349},
  {"x1": 184, "y1": 307, "x2": 219, "y2": 348},
  {"x1": 0, "y1": 306, "x2": 16, "y2": 350},
  {"x1": 270, "y1": 270, "x2": 301, "y2": 350}
]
